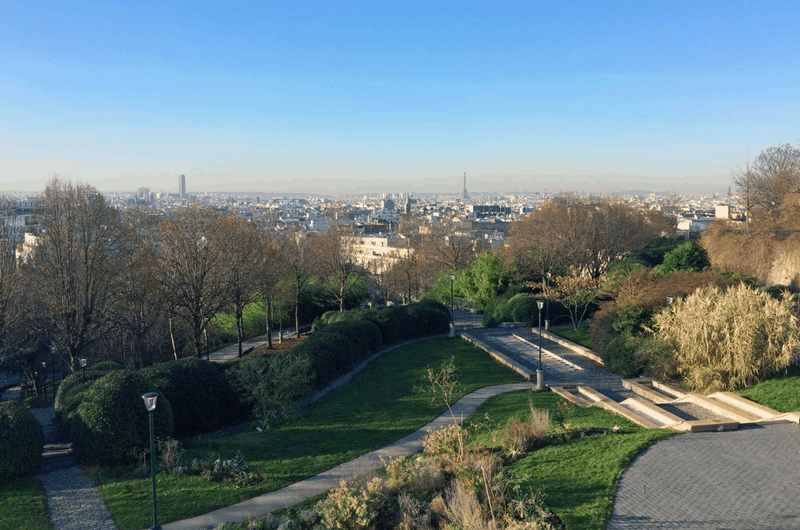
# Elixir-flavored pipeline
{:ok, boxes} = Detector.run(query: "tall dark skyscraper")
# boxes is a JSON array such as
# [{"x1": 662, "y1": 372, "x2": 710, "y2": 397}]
[{"x1": 178, "y1": 174, "x2": 186, "y2": 199}]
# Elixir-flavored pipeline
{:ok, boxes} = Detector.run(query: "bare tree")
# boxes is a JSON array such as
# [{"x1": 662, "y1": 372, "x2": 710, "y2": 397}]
[
  {"x1": 111, "y1": 206, "x2": 167, "y2": 368},
  {"x1": 317, "y1": 224, "x2": 368, "y2": 312},
  {"x1": 425, "y1": 219, "x2": 477, "y2": 273},
  {"x1": 732, "y1": 150, "x2": 757, "y2": 231},
  {"x1": 225, "y1": 215, "x2": 261, "y2": 357},
  {"x1": 751, "y1": 143, "x2": 800, "y2": 217},
  {"x1": 26, "y1": 178, "x2": 121, "y2": 370},
  {"x1": 257, "y1": 231, "x2": 291, "y2": 349},
  {"x1": 286, "y1": 230, "x2": 317, "y2": 336},
  {"x1": 0, "y1": 200, "x2": 24, "y2": 369},
  {"x1": 506, "y1": 195, "x2": 670, "y2": 282},
  {"x1": 158, "y1": 203, "x2": 232, "y2": 358}
]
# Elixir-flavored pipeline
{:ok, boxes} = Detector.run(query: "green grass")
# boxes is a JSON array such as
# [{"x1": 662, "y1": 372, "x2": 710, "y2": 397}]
[
  {"x1": 466, "y1": 391, "x2": 674, "y2": 530},
  {"x1": 95, "y1": 337, "x2": 524, "y2": 530},
  {"x1": 551, "y1": 322, "x2": 593, "y2": 349},
  {"x1": 0, "y1": 477, "x2": 55, "y2": 530},
  {"x1": 737, "y1": 364, "x2": 800, "y2": 412}
]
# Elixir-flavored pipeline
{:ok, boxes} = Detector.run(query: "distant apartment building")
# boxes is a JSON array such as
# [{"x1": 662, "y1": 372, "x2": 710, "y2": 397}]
[
  {"x1": 349, "y1": 234, "x2": 411, "y2": 275},
  {"x1": 467, "y1": 204, "x2": 512, "y2": 218}
]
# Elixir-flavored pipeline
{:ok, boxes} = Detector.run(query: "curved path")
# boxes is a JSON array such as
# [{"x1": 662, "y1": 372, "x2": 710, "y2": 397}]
[
  {"x1": 162, "y1": 382, "x2": 538, "y2": 530},
  {"x1": 608, "y1": 422, "x2": 800, "y2": 529}
]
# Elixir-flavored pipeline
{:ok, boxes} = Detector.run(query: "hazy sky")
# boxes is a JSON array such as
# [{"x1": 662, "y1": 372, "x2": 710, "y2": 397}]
[{"x1": 2, "y1": 1, "x2": 798, "y2": 195}]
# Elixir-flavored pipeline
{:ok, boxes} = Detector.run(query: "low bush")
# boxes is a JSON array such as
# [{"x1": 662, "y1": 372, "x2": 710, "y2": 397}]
[
  {"x1": 141, "y1": 357, "x2": 242, "y2": 437},
  {"x1": 226, "y1": 351, "x2": 313, "y2": 428},
  {"x1": 87, "y1": 360, "x2": 125, "y2": 372},
  {"x1": 316, "y1": 478, "x2": 388, "y2": 530},
  {"x1": 0, "y1": 401, "x2": 44, "y2": 483},
  {"x1": 599, "y1": 333, "x2": 645, "y2": 378},
  {"x1": 56, "y1": 360, "x2": 127, "y2": 427},
  {"x1": 653, "y1": 241, "x2": 710, "y2": 275},
  {"x1": 70, "y1": 370, "x2": 173, "y2": 465},
  {"x1": 406, "y1": 299, "x2": 450, "y2": 336}
]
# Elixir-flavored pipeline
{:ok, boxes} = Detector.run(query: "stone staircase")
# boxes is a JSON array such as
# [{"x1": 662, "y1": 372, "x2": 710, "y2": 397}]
[{"x1": 551, "y1": 378, "x2": 800, "y2": 432}]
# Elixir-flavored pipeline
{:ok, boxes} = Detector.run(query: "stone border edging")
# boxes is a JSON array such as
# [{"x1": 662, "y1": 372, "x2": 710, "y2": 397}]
[
  {"x1": 460, "y1": 333, "x2": 535, "y2": 381},
  {"x1": 530, "y1": 328, "x2": 604, "y2": 365}
]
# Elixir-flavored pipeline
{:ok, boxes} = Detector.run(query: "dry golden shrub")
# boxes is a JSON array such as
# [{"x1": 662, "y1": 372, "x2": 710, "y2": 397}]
[
  {"x1": 700, "y1": 222, "x2": 777, "y2": 282},
  {"x1": 422, "y1": 424, "x2": 462, "y2": 458},
  {"x1": 500, "y1": 406, "x2": 550, "y2": 457},
  {"x1": 442, "y1": 480, "x2": 497, "y2": 530},
  {"x1": 655, "y1": 283, "x2": 800, "y2": 391},
  {"x1": 316, "y1": 477, "x2": 387, "y2": 530},
  {"x1": 396, "y1": 491, "x2": 433, "y2": 530}
]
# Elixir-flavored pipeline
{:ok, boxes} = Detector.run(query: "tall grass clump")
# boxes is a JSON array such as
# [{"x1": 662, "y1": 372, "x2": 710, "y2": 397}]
[{"x1": 654, "y1": 283, "x2": 800, "y2": 391}]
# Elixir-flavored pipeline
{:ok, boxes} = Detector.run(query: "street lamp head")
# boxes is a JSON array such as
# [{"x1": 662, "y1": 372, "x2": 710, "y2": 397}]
[
  {"x1": 41, "y1": 361, "x2": 46, "y2": 368},
  {"x1": 79, "y1": 357, "x2": 88, "y2": 369},
  {"x1": 142, "y1": 392, "x2": 158, "y2": 412},
  {"x1": 450, "y1": 274, "x2": 455, "y2": 281},
  {"x1": 537, "y1": 300, "x2": 544, "y2": 310},
  {"x1": 666, "y1": 295, "x2": 674, "y2": 306},
  {"x1": 546, "y1": 271, "x2": 551, "y2": 280}
]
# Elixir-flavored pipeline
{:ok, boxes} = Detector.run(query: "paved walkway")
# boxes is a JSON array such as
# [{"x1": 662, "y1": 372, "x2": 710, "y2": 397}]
[
  {"x1": 162, "y1": 382, "x2": 538, "y2": 530},
  {"x1": 206, "y1": 329, "x2": 291, "y2": 363},
  {"x1": 608, "y1": 422, "x2": 800, "y2": 529},
  {"x1": 29, "y1": 407, "x2": 118, "y2": 530}
]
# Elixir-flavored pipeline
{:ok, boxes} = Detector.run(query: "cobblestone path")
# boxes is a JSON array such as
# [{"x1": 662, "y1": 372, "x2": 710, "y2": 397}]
[{"x1": 30, "y1": 407, "x2": 118, "y2": 530}]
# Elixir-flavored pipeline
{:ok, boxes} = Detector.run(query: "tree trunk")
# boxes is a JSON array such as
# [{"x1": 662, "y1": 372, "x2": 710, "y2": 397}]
[
  {"x1": 266, "y1": 299, "x2": 273, "y2": 349},
  {"x1": 236, "y1": 304, "x2": 244, "y2": 358},
  {"x1": 168, "y1": 316, "x2": 178, "y2": 360}
]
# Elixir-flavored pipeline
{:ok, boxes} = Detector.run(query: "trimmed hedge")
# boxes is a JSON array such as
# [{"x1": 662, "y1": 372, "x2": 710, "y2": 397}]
[
  {"x1": 300, "y1": 300, "x2": 450, "y2": 387},
  {"x1": 293, "y1": 319, "x2": 383, "y2": 387},
  {"x1": 0, "y1": 401, "x2": 44, "y2": 483},
  {"x1": 70, "y1": 370, "x2": 173, "y2": 465},
  {"x1": 141, "y1": 357, "x2": 242, "y2": 437},
  {"x1": 55, "y1": 361, "x2": 126, "y2": 427}
]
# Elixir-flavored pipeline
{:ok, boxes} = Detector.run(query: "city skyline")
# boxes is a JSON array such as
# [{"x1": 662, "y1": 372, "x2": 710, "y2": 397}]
[{"x1": 3, "y1": 1, "x2": 798, "y2": 195}]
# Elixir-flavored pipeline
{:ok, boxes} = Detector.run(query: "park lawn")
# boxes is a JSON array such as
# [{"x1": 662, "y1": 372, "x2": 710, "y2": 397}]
[
  {"x1": 737, "y1": 364, "x2": 800, "y2": 412},
  {"x1": 551, "y1": 322, "x2": 593, "y2": 349},
  {"x1": 95, "y1": 337, "x2": 525, "y2": 530},
  {"x1": 465, "y1": 391, "x2": 674, "y2": 530},
  {"x1": 0, "y1": 477, "x2": 55, "y2": 530}
]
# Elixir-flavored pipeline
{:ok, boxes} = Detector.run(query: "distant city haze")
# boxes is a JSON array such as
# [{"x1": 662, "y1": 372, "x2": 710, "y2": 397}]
[{"x1": 2, "y1": 2, "x2": 797, "y2": 196}]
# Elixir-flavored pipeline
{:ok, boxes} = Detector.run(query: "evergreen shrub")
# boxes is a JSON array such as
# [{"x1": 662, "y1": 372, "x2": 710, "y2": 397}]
[
  {"x1": 141, "y1": 357, "x2": 241, "y2": 437},
  {"x1": 70, "y1": 370, "x2": 173, "y2": 465},
  {"x1": 599, "y1": 333, "x2": 645, "y2": 378},
  {"x1": 55, "y1": 360, "x2": 126, "y2": 426},
  {"x1": 0, "y1": 401, "x2": 44, "y2": 483}
]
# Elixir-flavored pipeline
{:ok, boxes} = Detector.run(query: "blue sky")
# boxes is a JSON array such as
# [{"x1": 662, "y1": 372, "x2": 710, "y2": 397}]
[{"x1": 2, "y1": 1, "x2": 798, "y2": 194}]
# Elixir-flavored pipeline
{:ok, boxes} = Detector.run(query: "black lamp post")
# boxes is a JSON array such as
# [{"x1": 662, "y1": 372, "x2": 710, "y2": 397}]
[
  {"x1": 536, "y1": 299, "x2": 544, "y2": 389},
  {"x1": 449, "y1": 273, "x2": 455, "y2": 324},
  {"x1": 545, "y1": 271, "x2": 551, "y2": 330},
  {"x1": 50, "y1": 346, "x2": 56, "y2": 396},
  {"x1": 41, "y1": 361, "x2": 47, "y2": 397},
  {"x1": 141, "y1": 392, "x2": 162, "y2": 530},
  {"x1": 79, "y1": 357, "x2": 87, "y2": 383}
]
